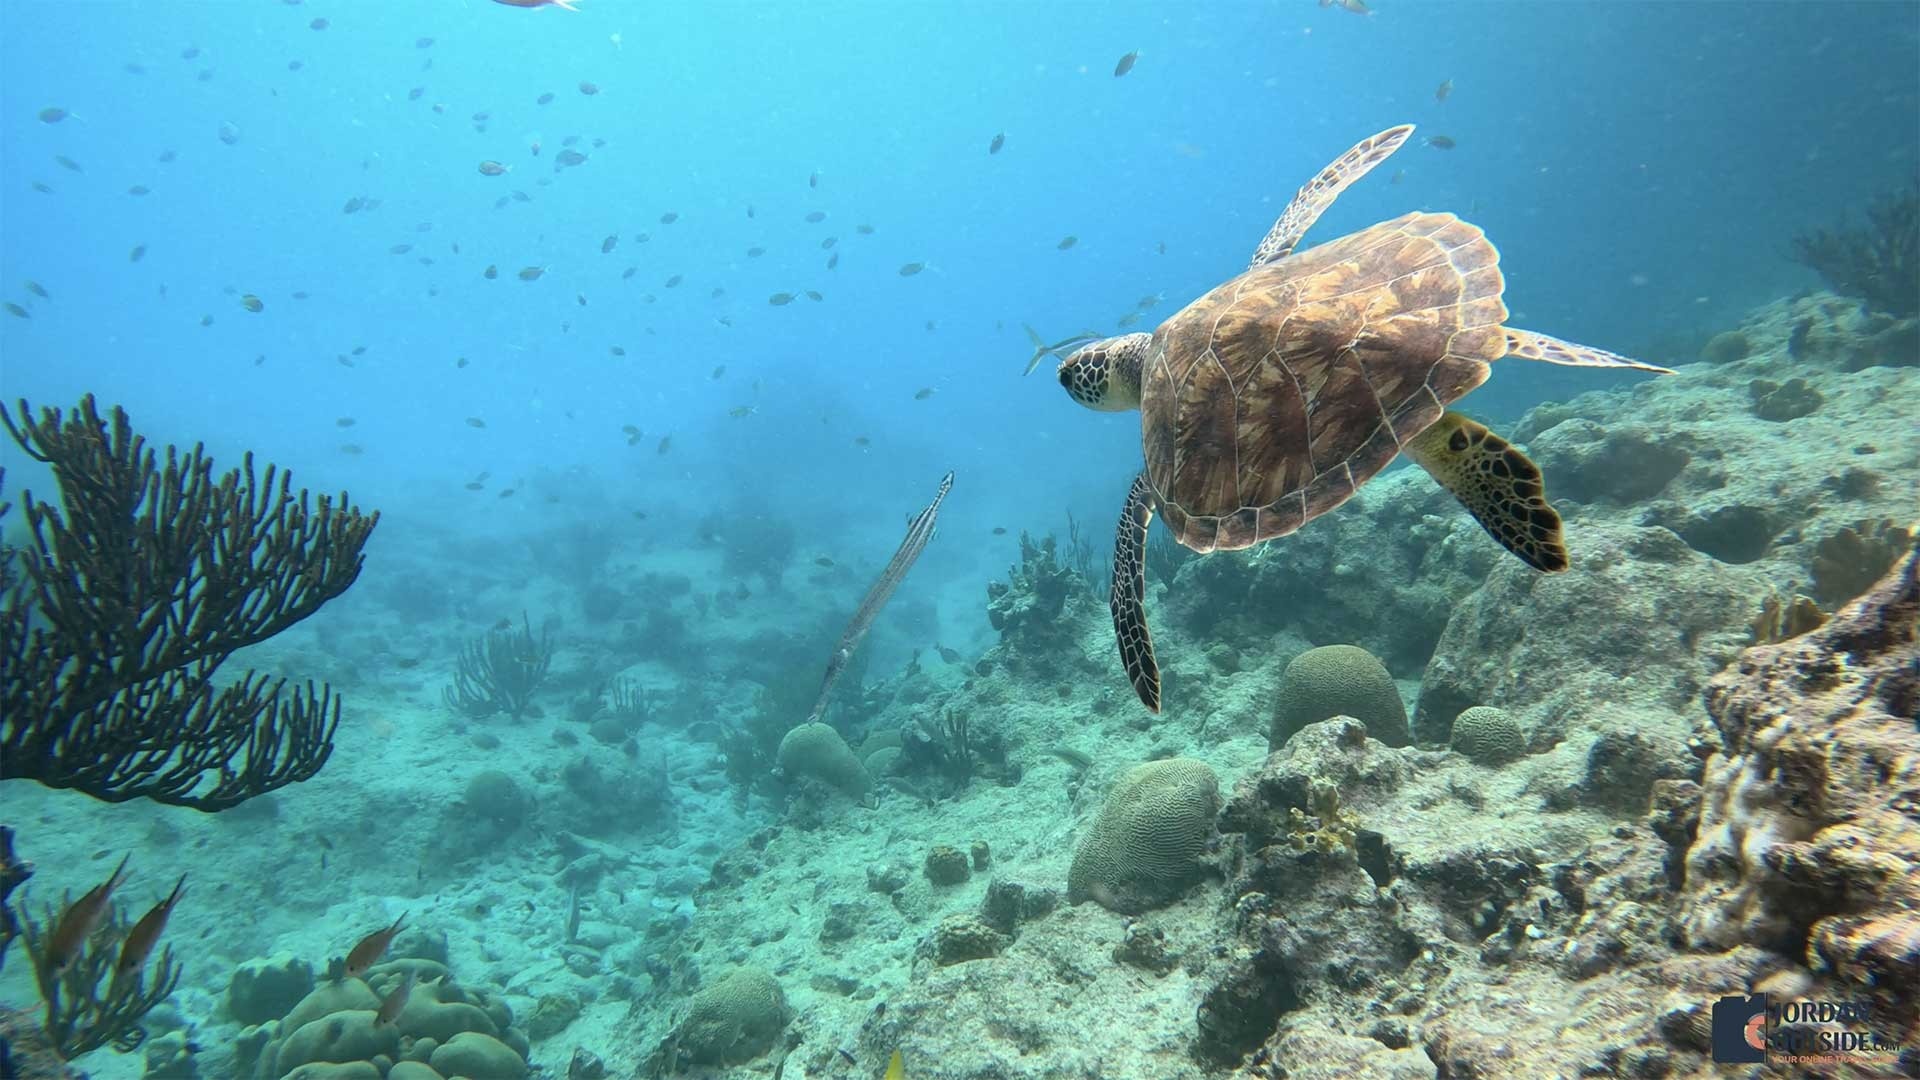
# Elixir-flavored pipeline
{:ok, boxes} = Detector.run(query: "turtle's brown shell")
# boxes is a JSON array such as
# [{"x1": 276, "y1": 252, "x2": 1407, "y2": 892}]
[{"x1": 1142, "y1": 211, "x2": 1508, "y2": 553}]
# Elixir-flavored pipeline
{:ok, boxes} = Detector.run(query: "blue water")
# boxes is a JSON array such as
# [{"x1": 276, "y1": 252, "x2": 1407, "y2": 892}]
[{"x1": 2, "y1": 0, "x2": 1916, "y2": 633}]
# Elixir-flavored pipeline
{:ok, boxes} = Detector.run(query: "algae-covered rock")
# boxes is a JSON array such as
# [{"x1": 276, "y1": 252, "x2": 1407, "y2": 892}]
[
  {"x1": 929, "y1": 914, "x2": 1010, "y2": 966},
  {"x1": 524, "y1": 992, "x2": 581, "y2": 1042},
  {"x1": 776, "y1": 722, "x2": 870, "y2": 797},
  {"x1": 429, "y1": 1031, "x2": 526, "y2": 1080},
  {"x1": 669, "y1": 967, "x2": 791, "y2": 1066},
  {"x1": 1271, "y1": 645, "x2": 1409, "y2": 750},
  {"x1": 1449, "y1": 706, "x2": 1525, "y2": 765},
  {"x1": 922, "y1": 844, "x2": 970, "y2": 885},
  {"x1": 1067, "y1": 757, "x2": 1220, "y2": 914},
  {"x1": 229, "y1": 952, "x2": 315, "y2": 1026}
]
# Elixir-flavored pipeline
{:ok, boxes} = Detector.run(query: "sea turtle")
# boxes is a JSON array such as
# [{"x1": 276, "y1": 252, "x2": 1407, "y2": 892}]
[{"x1": 1057, "y1": 124, "x2": 1674, "y2": 712}]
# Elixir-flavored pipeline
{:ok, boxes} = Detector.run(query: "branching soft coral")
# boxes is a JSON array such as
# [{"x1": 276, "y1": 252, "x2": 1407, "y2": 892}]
[{"x1": 1791, "y1": 188, "x2": 1919, "y2": 318}]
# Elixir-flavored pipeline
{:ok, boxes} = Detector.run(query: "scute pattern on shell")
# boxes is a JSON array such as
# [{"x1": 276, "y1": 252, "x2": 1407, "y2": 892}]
[{"x1": 1142, "y1": 211, "x2": 1509, "y2": 553}]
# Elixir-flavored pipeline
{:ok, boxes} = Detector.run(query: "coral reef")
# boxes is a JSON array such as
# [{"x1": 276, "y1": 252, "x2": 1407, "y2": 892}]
[
  {"x1": 1447, "y1": 706, "x2": 1525, "y2": 765},
  {"x1": 441, "y1": 614, "x2": 554, "y2": 721},
  {"x1": 1680, "y1": 538, "x2": 1919, "y2": 1051},
  {"x1": 775, "y1": 722, "x2": 870, "y2": 799},
  {"x1": 1270, "y1": 645, "x2": 1410, "y2": 749},
  {"x1": 1791, "y1": 187, "x2": 1918, "y2": 318},
  {"x1": 651, "y1": 967, "x2": 790, "y2": 1070},
  {"x1": 984, "y1": 532, "x2": 1085, "y2": 658},
  {"x1": 0, "y1": 395, "x2": 378, "y2": 809},
  {"x1": 1067, "y1": 758, "x2": 1221, "y2": 914},
  {"x1": 239, "y1": 955, "x2": 530, "y2": 1080}
]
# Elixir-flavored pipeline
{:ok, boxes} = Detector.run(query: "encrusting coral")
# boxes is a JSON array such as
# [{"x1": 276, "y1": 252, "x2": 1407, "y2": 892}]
[{"x1": 238, "y1": 956, "x2": 530, "y2": 1080}]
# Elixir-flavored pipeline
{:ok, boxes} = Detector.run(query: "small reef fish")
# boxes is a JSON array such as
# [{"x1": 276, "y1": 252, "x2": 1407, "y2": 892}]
[
  {"x1": 336, "y1": 417, "x2": 356, "y2": 428},
  {"x1": 913, "y1": 388, "x2": 934, "y2": 400},
  {"x1": 805, "y1": 211, "x2": 827, "y2": 223},
  {"x1": 1114, "y1": 51, "x2": 1139, "y2": 77},
  {"x1": 992, "y1": 526, "x2": 1007, "y2": 535},
  {"x1": 1425, "y1": 135, "x2": 1456, "y2": 150},
  {"x1": 747, "y1": 246, "x2": 766, "y2": 257},
  {"x1": 805, "y1": 290, "x2": 823, "y2": 301},
  {"x1": 478, "y1": 160, "x2": 510, "y2": 176},
  {"x1": 518, "y1": 266, "x2": 545, "y2": 281},
  {"x1": 375, "y1": 969, "x2": 417, "y2": 1026},
  {"x1": 711, "y1": 365, "x2": 726, "y2": 379},
  {"x1": 38, "y1": 107, "x2": 68, "y2": 123},
  {"x1": 856, "y1": 224, "x2": 875, "y2": 235},
  {"x1": 660, "y1": 211, "x2": 679, "y2": 224},
  {"x1": 814, "y1": 556, "x2": 834, "y2": 568},
  {"x1": 579, "y1": 80, "x2": 599, "y2": 95},
  {"x1": 241, "y1": 294, "x2": 264, "y2": 312},
  {"x1": 989, "y1": 132, "x2": 1005, "y2": 154},
  {"x1": 826, "y1": 253, "x2": 839, "y2": 269},
  {"x1": 44, "y1": 855, "x2": 132, "y2": 978},
  {"x1": 344, "y1": 912, "x2": 407, "y2": 978},
  {"x1": 729, "y1": 405, "x2": 757, "y2": 418},
  {"x1": 935, "y1": 644, "x2": 961, "y2": 663},
  {"x1": 466, "y1": 417, "x2": 487, "y2": 428},
  {"x1": 490, "y1": 0, "x2": 579, "y2": 10},
  {"x1": 769, "y1": 292, "x2": 797, "y2": 306},
  {"x1": 1057, "y1": 236, "x2": 1077, "y2": 250},
  {"x1": 111, "y1": 873, "x2": 187, "y2": 989},
  {"x1": 1436, "y1": 78, "x2": 1453, "y2": 103},
  {"x1": 898, "y1": 262, "x2": 925, "y2": 276},
  {"x1": 24, "y1": 281, "x2": 49, "y2": 299},
  {"x1": 886, "y1": 1049, "x2": 905, "y2": 1080},
  {"x1": 484, "y1": 265, "x2": 499, "y2": 279},
  {"x1": 1318, "y1": 0, "x2": 1371, "y2": 13},
  {"x1": 3, "y1": 303, "x2": 27, "y2": 320},
  {"x1": 657, "y1": 435, "x2": 672, "y2": 454}
]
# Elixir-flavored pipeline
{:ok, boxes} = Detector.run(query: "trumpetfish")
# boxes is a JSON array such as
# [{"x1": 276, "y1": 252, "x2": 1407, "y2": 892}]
[{"x1": 807, "y1": 471, "x2": 954, "y2": 722}]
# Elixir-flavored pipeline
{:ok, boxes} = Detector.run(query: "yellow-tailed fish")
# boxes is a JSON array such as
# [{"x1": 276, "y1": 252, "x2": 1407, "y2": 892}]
[
  {"x1": 45, "y1": 855, "x2": 132, "y2": 978},
  {"x1": 886, "y1": 1049, "x2": 905, "y2": 1080}
]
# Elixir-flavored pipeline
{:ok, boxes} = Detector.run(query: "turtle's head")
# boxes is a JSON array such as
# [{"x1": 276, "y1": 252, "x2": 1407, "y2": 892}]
[{"x1": 1057, "y1": 332, "x2": 1151, "y2": 412}]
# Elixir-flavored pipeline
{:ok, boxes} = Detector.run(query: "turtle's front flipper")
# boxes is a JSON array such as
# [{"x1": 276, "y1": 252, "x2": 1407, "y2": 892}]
[
  {"x1": 1504, "y1": 328, "x2": 1675, "y2": 374},
  {"x1": 1248, "y1": 124, "x2": 1416, "y2": 268},
  {"x1": 1110, "y1": 474, "x2": 1162, "y2": 711},
  {"x1": 1406, "y1": 412, "x2": 1569, "y2": 573}
]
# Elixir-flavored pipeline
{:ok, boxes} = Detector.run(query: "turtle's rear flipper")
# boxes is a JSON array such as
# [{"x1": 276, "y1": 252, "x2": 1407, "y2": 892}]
[
  {"x1": 1504, "y1": 328, "x2": 1675, "y2": 375},
  {"x1": 1406, "y1": 412, "x2": 1569, "y2": 573},
  {"x1": 1111, "y1": 474, "x2": 1162, "y2": 711}
]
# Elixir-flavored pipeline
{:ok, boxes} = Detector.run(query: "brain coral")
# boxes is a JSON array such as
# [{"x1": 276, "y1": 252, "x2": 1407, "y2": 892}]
[
  {"x1": 776, "y1": 722, "x2": 871, "y2": 796},
  {"x1": 1270, "y1": 645, "x2": 1409, "y2": 750},
  {"x1": 1449, "y1": 706, "x2": 1526, "y2": 764},
  {"x1": 1068, "y1": 757, "x2": 1221, "y2": 914},
  {"x1": 668, "y1": 967, "x2": 791, "y2": 1066}
]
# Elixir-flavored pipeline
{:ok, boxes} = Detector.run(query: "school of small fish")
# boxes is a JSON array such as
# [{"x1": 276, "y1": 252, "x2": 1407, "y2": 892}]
[{"x1": 4, "y1": 8, "x2": 1462, "y2": 499}]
